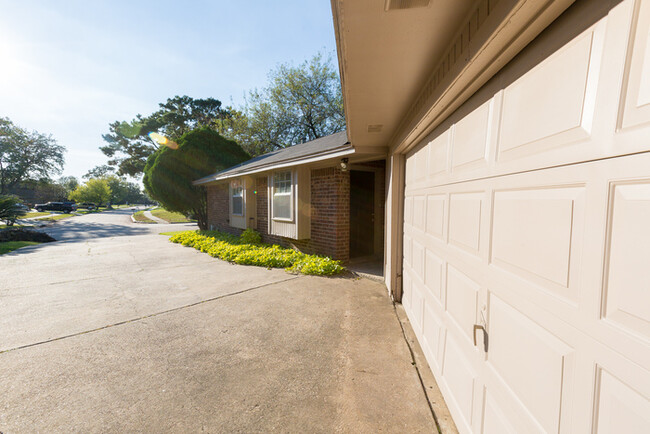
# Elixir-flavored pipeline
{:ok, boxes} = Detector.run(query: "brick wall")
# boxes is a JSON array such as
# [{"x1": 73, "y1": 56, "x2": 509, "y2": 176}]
[
  {"x1": 255, "y1": 168, "x2": 350, "y2": 261},
  {"x1": 206, "y1": 184, "x2": 241, "y2": 236},
  {"x1": 205, "y1": 166, "x2": 352, "y2": 261},
  {"x1": 309, "y1": 167, "x2": 350, "y2": 260}
]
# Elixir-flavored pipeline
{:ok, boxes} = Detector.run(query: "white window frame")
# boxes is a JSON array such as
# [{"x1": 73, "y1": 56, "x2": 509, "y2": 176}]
[
  {"x1": 271, "y1": 170, "x2": 294, "y2": 222},
  {"x1": 230, "y1": 180, "x2": 244, "y2": 217}
]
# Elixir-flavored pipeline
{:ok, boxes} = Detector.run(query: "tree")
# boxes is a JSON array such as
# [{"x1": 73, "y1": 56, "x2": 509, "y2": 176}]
[
  {"x1": 83, "y1": 165, "x2": 115, "y2": 180},
  {"x1": 69, "y1": 178, "x2": 112, "y2": 206},
  {"x1": 218, "y1": 52, "x2": 345, "y2": 156},
  {"x1": 0, "y1": 117, "x2": 65, "y2": 194},
  {"x1": 104, "y1": 176, "x2": 147, "y2": 204},
  {"x1": 143, "y1": 128, "x2": 250, "y2": 230},
  {"x1": 100, "y1": 96, "x2": 233, "y2": 176},
  {"x1": 0, "y1": 194, "x2": 26, "y2": 225},
  {"x1": 57, "y1": 176, "x2": 79, "y2": 197}
]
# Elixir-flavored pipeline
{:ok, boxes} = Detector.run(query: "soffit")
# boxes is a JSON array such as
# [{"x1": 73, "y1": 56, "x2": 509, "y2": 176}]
[
  {"x1": 333, "y1": 0, "x2": 577, "y2": 153},
  {"x1": 332, "y1": 0, "x2": 476, "y2": 149}
]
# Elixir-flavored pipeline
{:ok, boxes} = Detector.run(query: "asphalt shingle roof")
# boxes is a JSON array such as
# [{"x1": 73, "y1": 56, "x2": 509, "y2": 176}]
[{"x1": 195, "y1": 130, "x2": 350, "y2": 184}]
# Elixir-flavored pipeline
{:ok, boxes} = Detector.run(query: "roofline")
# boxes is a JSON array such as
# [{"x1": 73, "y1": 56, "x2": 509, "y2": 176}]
[{"x1": 193, "y1": 145, "x2": 355, "y2": 185}]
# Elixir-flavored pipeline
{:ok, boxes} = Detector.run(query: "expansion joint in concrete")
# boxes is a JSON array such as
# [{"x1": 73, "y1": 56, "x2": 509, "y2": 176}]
[{"x1": 0, "y1": 276, "x2": 300, "y2": 355}]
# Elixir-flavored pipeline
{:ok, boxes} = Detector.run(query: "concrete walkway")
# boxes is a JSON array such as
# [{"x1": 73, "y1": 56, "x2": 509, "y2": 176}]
[
  {"x1": 0, "y1": 212, "x2": 439, "y2": 432},
  {"x1": 143, "y1": 209, "x2": 168, "y2": 224}
]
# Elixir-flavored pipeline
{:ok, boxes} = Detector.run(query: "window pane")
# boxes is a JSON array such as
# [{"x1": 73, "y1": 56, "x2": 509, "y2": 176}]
[
  {"x1": 274, "y1": 171, "x2": 291, "y2": 194},
  {"x1": 232, "y1": 186, "x2": 243, "y2": 215},
  {"x1": 273, "y1": 193, "x2": 291, "y2": 219},
  {"x1": 232, "y1": 197, "x2": 243, "y2": 215}
]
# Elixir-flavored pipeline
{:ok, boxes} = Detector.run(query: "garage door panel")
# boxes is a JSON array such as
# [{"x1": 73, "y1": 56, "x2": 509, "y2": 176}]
[
  {"x1": 446, "y1": 265, "x2": 480, "y2": 345},
  {"x1": 451, "y1": 99, "x2": 491, "y2": 173},
  {"x1": 424, "y1": 249, "x2": 444, "y2": 302},
  {"x1": 422, "y1": 301, "x2": 445, "y2": 372},
  {"x1": 403, "y1": 233, "x2": 412, "y2": 267},
  {"x1": 595, "y1": 368, "x2": 650, "y2": 434},
  {"x1": 487, "y1": 293, "x2": 575, "y2": 434},
  {"x1": 442, "y1": 335, "x2": 480, "y2": 433},
  {"x1": 620, "y1": 0, "x2": 650, "y2": 130},
  {"x1": 425, "y1": 194, "x2": 446, "y2": 240},
  {"x1": 602, "y1": 180, "x2": 650, "y2": 341},
  {"x1": 482, "y1": 391, "x2": 519, "y2": 434},
  {"x1": 412, "y1": 239, "x2": 425, "y2": 278},
  {"x1": 427, "y1": 129, "x2": 451, "y2": 178},
  {"x1": 449, "y1": 192, "x2": 484, "y2": 255},
  {"x1": 404, "y1": 196, "x2": 413, "y2": 225},
  {"x1": 491, "y1": 185, "x2": 585, "y2": 302},
  {"x1": 409, "y1": 279, "x2": 425, "y2": 334},
  {"x1": 498, "y1": 27, "x2": 598, "y2": 162}
]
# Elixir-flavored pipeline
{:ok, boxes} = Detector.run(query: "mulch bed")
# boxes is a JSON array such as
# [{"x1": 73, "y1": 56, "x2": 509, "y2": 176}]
[{"x1": 0, "y1": 228, "x2": 56, "y2": 243}]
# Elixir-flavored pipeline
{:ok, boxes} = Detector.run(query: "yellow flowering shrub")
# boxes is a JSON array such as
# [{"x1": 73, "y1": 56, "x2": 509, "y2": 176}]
[{"x1": 169, "y1": 230, "x2": 345, "y2": 276}]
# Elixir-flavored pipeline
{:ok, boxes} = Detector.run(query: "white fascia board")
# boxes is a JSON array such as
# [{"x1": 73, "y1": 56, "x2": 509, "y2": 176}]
[{"x1": 193, "y1": 148, "x2": 356, "y2": 185}]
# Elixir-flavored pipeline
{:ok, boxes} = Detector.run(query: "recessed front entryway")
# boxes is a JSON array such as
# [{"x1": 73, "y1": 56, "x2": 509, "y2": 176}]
[
  {"x1": 349, "y1": 160, "x2": 386, "y2": 261},
  {"x1": 350, "y1": 170, "x2": 375, "y2": 258}
]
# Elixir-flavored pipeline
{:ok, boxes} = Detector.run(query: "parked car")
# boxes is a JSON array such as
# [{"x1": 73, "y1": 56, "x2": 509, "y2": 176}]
[
  {"x1": 79, "y1": 202, "x2": 97, "y2": 210},
  {"x1": 34, "y1": 201, "x2": 77, "y2": 213}
]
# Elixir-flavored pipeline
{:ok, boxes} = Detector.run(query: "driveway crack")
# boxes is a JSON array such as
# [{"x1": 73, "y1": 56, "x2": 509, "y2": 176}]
[{"x1": 0, "y1": 275, "x2": 300, "y2": 355}]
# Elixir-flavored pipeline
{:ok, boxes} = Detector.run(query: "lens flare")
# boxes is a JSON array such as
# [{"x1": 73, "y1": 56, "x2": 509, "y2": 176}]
[{"x1": 148, "y1": 132, "x2": 179, "y2": 149}]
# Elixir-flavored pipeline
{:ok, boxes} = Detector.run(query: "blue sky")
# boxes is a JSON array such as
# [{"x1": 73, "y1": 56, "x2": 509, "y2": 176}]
[{"x1": 0, "y1": 0, "x2": 338, "y2": 180}]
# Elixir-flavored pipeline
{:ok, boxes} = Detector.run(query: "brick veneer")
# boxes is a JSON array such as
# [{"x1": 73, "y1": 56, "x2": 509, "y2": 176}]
[
  {"x1": 206, "y1": 183, "x2": 240, "y2": 236},
  {"x1": 205, "y1": 166, "x2": 351, "y2": 261}
]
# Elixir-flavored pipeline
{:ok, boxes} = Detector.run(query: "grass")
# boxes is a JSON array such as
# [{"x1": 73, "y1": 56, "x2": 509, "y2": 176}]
[
  {"x1": 24, "y1": 211, "x2": 52, "y2": 218},
  {"x1": 132, "y1": 210, "x2": 155, "y2": 223},
  {"x1": 159, "y1": 230, "x2": 188, "y2": 236},
  {"x1": 170, "y1": 229, "x2": 345, "y2": 276},
  {"x1": 0, "y1": 241, "x2": 40, "y2": 255},
  {"x1": 39, "y1": 213, "x2": 74, "y2": 222},
  {"x1": 150, "y1": 208, "x2": 195, "y2": 223},
  {"x1": 0, "y1": 224, "x2": 26, "y2": 229}
]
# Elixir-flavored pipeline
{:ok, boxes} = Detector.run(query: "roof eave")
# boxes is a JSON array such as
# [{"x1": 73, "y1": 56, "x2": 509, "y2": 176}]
[{"x1": 193, "y1": 145, "x2": 356, "y2": 185}]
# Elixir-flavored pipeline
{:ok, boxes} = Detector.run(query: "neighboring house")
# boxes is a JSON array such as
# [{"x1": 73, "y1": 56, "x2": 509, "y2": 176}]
[
  {"x1": 200, "y1": 0, "x2": 649, "y2": 432},
  {"x1": 194, "y1": 131, "x2": 386, "y2": 262},
  {"x1": 330, "y1": 0, "x2": 649, "y2": 433}
]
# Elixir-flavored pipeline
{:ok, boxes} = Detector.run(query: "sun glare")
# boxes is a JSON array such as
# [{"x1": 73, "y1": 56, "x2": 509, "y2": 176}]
[{"x1": 148, "y1": 132, "x2": 178, "y2": 150}]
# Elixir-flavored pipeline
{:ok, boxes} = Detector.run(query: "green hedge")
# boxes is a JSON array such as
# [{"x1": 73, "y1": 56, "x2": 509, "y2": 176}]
[{"x1": 169, "y1": 230, "x2": 345, "y2": 276}]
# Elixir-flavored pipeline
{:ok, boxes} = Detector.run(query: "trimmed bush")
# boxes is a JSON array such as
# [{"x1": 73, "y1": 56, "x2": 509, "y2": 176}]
[
  {"x1": 239, "y1": 228, "x2": 262, "y2": 244},
  {"x1": 169, "y1": 230, "x2": 344, "y2": 276}
]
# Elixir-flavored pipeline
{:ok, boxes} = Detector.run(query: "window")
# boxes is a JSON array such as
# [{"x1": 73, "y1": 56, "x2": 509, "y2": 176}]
[
  {"x1": 231, "y1": 183, "x2": 243, "y2": 216},
  {"x1": 272, "y1": 171, "x2": 292, "y2": 220}
]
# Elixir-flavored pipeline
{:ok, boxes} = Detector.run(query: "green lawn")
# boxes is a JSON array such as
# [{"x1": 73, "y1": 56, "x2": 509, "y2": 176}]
[
  {"x1": 159, "y1": 230, "x2": 189, "y2": 236},
  {"x1": 133, "y1": 210, "x2": 155, "y2": 223},
  {"x1": 150, "y1": 208, "x2": 195, "y2": 223},
  {"x1": 0, "y1": 241, "x2": 40, "y2": 255},
  {"x1": 24, "y1": 211, "x2": 52, "y2": 218},
  {"x1": 39, "y1": 213, "x2": 74, "y2": 222}
]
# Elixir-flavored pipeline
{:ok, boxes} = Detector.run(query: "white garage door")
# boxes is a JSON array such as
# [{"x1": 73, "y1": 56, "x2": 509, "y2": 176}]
[{"x1": 402, "y1": 2, "x2": 650, "y2": 433}]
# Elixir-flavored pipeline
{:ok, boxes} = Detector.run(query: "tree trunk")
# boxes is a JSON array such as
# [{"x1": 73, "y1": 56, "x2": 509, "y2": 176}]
[{"x1": 195, "y1": 206, "x2": 208, "y2": 230}]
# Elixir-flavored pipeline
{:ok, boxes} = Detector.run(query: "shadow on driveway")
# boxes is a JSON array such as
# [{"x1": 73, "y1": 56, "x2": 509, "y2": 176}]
[{"x1": 44, "y1": 220, "x2": 154, "y2": 241}]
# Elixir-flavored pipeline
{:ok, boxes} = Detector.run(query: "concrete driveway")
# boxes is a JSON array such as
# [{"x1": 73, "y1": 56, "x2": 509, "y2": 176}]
[{"x1": 0, "y1": 209, "x2": 439, "y2": 432}]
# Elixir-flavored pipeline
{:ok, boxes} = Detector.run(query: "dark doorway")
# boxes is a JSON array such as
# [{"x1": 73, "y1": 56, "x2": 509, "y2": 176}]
[{"x1": 350, "y1": 170, "x2": 375, "y2": 258}]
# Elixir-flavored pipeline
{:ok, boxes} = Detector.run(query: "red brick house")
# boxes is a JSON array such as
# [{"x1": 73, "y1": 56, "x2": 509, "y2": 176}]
[{"x1": 194, "y1": 131, "x2": 386, "y2": 263}]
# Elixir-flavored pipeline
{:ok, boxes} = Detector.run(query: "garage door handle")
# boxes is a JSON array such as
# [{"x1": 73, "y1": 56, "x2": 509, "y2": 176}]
[{"x1": 473, "y1": 324, "x2": 489, "y2": 352}]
